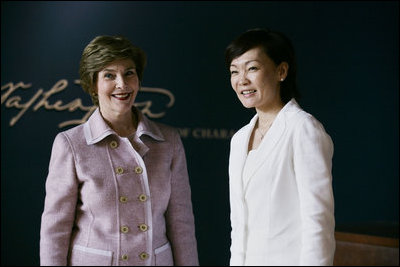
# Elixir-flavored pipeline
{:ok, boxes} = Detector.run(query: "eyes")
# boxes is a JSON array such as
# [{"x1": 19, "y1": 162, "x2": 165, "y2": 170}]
[
  {"x1": 102, "y1": 70, "x2": 137, "y2": 80},
  {"x1": 230, "y1": 70, "x2": 238, "y2": 75},
  {"x1": 230, "y1": 66, "x2": 259, "y2": 75},
  {"x1": 104, "y1": 73, "x2": 114, "y2": 79}
]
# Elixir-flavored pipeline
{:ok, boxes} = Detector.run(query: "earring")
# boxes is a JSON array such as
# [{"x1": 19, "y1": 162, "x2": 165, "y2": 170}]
[{"x1": 280, "y1": 78, "x2": 284, "y2": 81}]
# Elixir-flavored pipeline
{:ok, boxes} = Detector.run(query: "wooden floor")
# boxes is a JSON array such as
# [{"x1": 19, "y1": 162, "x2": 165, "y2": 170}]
[{"x1": 334, "y1": 232, "x2": 399, "y2": 266}]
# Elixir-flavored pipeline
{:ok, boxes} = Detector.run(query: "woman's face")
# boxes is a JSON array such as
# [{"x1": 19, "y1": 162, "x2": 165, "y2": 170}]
[
  {"x1": 229, "y1": 47, "x2": 285, "y2": 110},
  {"x1": 95, "y1": 58, "x2": 139, "y2": 118}
]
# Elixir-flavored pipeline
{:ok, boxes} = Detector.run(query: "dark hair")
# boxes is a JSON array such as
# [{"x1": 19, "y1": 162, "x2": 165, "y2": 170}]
[
  {"x1": 79, "y1": 35, "x2": 147, "y2": 106},
  {"x1": 225, "y1": 28, "x2": 299, "y2": 103}
]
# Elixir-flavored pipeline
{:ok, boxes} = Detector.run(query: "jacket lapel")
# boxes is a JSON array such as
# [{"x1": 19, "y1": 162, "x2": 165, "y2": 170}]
[
  {"x1": 243, "y1": 105, "x2": 288, "y2": 193},
  {"x1": 229, "y1": 121, "x2": 253, "y2": 227},
  {"x1": 84, "y1": 108, "x2": 115, "y2": 145},
  {"x1": 242, "y1": 99, "x2": 302, "y2": 194}
]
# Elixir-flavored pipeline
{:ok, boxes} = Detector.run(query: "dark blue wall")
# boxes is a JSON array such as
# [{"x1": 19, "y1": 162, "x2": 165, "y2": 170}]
[{"x1": 1, "y1": 1, "x2": 398, "y2": 265}]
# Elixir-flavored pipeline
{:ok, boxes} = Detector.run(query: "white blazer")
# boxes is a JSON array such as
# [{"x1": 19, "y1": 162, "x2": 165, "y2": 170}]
[{"x1": 229, "y1": 99, "x2": 335, "y2": 266}]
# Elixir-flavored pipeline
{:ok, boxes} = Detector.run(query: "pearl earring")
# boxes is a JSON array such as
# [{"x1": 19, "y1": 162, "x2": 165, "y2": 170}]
[{"x1": 280, "y1": 78, "x2": 284, "y2": 81}]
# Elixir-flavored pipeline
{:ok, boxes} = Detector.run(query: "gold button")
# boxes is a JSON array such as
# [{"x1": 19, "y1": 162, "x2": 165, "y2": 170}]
[
  {"x1": 134, "y1": 166, "x2": 143, "y2": 174},
  {"x1": 121, "y1": 226, "x2": 129, "y2": 233},
  {"x1": 138, "y1": 194, "x2": 147, "y2": 202},
  {"x1": 139, "y1": 252, "x2": 149, "y2": 260},
  {"x1": 121, "y1": 254, "x2": 128, "y2": 261},
  {"x1": 139, "y1": 224, "x2": 148, "y2": 232},
  {"x1": 116, "y1": 167, "x2": 124, "y2": 174},
  {"x1": 119, "y1": 196, "x2": 128, "y2": 203},
  {"x1": 110, "y1": 140, "x2": 118, "y2": 149}
]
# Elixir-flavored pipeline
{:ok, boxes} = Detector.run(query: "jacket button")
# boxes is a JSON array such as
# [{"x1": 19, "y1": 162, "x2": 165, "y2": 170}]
[
  {"x1": 121, "y1": 226, "x2": 129, "y2": 233},
  {"x1": 139, "y1": 224, "x2": 148, "y2": 232},
  {"x1": 138, "y1": 194, "x2": 147, "y2": 202},
  {"x1": 119, "y1": 196, "x2": 128, "y2": 203},
  {"x1": 121, "y1": 254, "x2": 128, "y2": 261},
  {"x1": 139, "y1": 252, "x2": 149, "y2": 260},
  {"x1": 116, "y1": 167, "x2": 124, "y2": 174},
  {"x1": 134, "y1": 166, "x2": 143, "y2": 174},
  {"x1": 110, "y1": 140, "x2": 118, "y2": 149}
]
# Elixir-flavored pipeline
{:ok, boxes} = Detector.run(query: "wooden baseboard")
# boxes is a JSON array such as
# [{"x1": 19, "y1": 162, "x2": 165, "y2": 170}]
[{"x1": 334, "y1": 231, "x2": 399, "y2": 266}]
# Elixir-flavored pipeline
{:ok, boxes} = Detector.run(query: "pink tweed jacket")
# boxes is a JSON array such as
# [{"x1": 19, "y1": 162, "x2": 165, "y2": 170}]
[{"x1": 40, "y1": 107, "x2": 199, "y2": 266}]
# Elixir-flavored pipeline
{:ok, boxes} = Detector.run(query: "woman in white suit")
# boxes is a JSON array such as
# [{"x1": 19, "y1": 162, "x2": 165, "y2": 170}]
[{"x1": 225, "y1": 28, "x2": 335, "y2": 266}]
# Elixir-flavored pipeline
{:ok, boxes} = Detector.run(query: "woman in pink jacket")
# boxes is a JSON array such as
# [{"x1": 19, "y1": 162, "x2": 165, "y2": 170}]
[{"x1": 40, "y1": 35, "x2": 199, "y2": 266}]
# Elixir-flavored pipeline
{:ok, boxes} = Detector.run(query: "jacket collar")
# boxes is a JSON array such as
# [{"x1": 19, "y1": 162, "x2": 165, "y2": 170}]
[
  {"x1": 84, "y1": 107, "x2": 165, "y2": 145},
  {"x1": 135, "y1": 108, "x2": 165, "y2": 142},
  {"x1": 241, "y1": 98, "x2": 301, "y2": 192}
]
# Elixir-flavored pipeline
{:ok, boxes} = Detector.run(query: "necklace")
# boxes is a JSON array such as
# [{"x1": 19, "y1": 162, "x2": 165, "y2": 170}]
[
  {"x1": 256, "y1": 123, "x2": 272, "y2": 140},
  {"x1": 257, "y1": 127, "x2": 266, "y2": 139}
]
